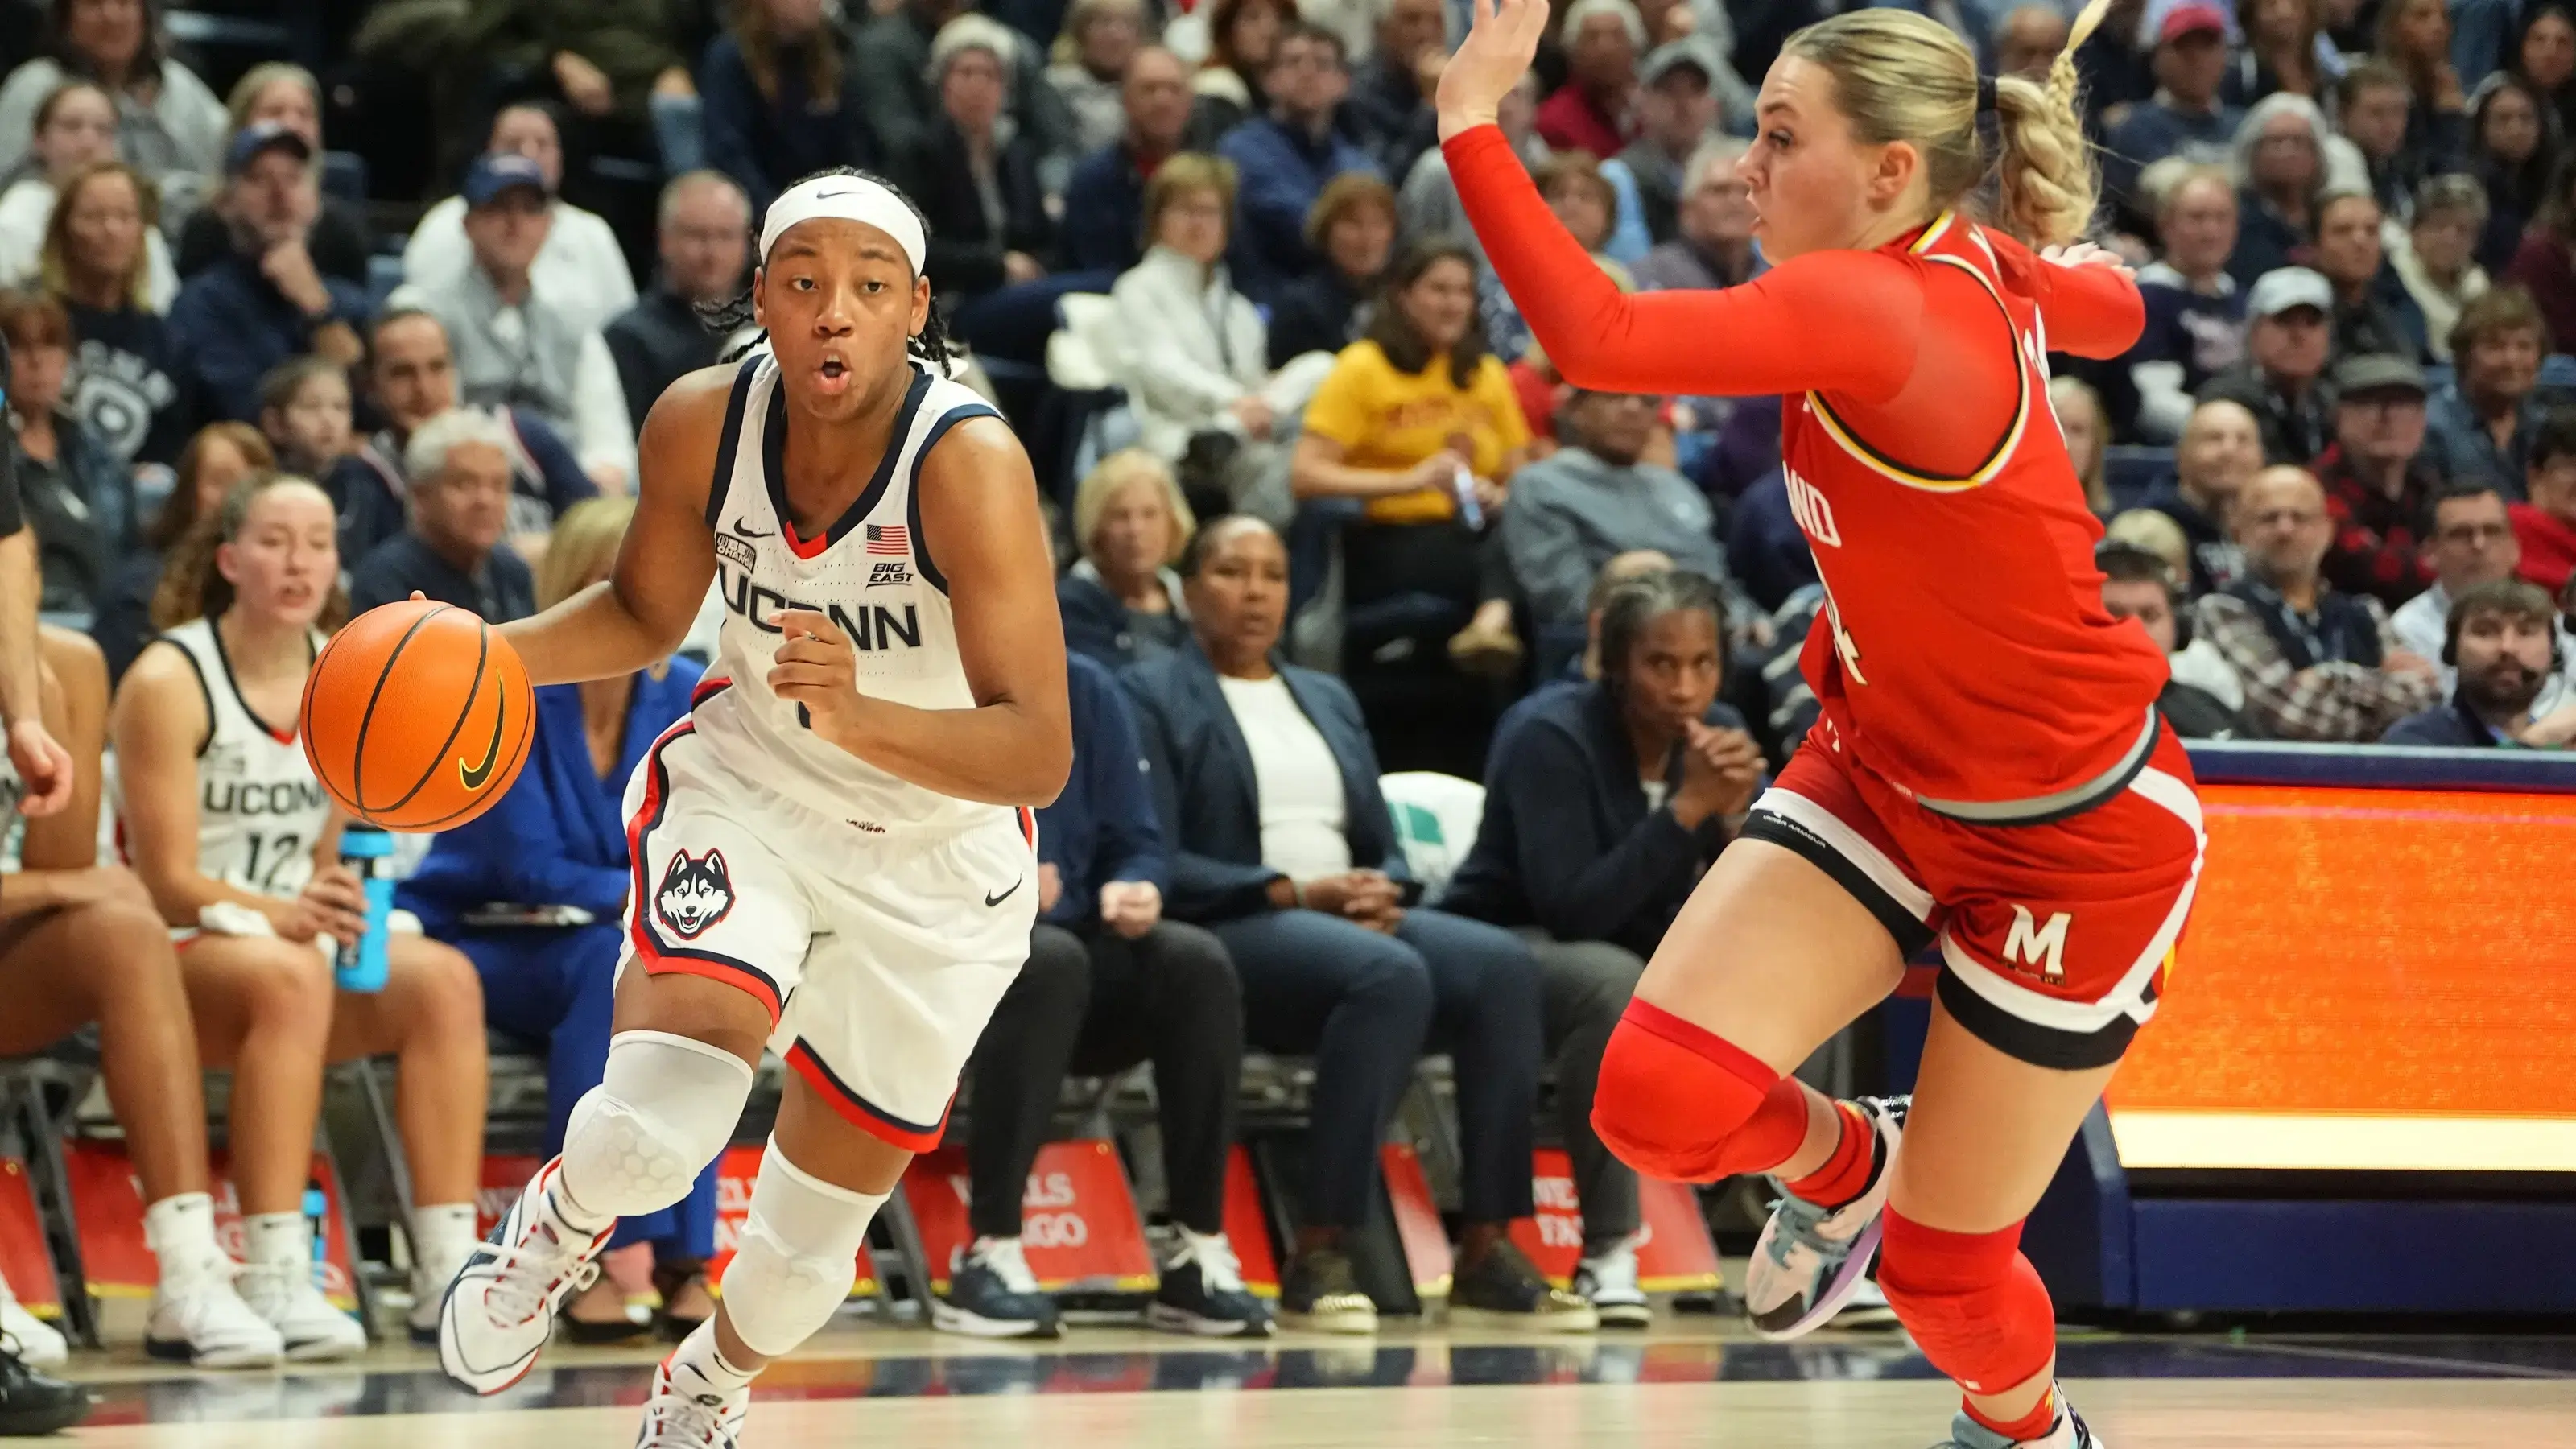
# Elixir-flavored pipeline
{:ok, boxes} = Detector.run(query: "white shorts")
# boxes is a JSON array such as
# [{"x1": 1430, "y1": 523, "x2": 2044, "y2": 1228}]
[{"x1": 617, "y1": 716, "x2": 1038, "y2": 1151}]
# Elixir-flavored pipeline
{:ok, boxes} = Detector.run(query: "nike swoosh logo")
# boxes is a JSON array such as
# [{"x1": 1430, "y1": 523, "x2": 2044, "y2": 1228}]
[
  {"x1": 459, "y1": 692, "x2": 506, "y2": 790},
  {"x1": 731, "y1": 516, "x2": 774, "y2": 539},
  {"x1": 984, "y1": 878, "x2": 1022, "y2": 908}
]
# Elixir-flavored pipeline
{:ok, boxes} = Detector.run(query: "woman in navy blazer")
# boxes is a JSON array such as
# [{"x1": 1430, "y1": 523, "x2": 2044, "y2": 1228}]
[
  {"x1": 399, "y1": 501, "x2": 719, "y2": 1342},
  {"x1": 1121, "y1": 516, "x2": 1589, "y2": 1335}
]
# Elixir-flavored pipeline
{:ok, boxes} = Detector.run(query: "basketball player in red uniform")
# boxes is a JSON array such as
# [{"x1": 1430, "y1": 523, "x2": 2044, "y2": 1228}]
[{"x1": 1439, "y1": 2, "x2": 2182, "y2": 1446}]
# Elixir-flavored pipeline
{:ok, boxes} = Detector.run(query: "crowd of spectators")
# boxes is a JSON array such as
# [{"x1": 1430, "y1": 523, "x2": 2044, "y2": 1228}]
[{"x1": 8, "y1": 0, "x2": 2576, "y2": 1385}]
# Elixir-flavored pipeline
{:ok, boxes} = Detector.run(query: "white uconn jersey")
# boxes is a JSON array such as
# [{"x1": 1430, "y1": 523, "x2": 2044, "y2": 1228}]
[
  {"x1": 157, "y1": 618, "x2": 332, "y2": 896},
  {"x1": 696, "y1": 353, "x2": 1006, "y2": 832}
]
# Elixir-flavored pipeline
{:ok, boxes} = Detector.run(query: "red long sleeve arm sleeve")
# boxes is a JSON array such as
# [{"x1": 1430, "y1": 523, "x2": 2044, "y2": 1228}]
[
  {"x1": 1983, "y1": 229, "x2": 2147, "y2": 360},
  {"x1": 1442, "y1": 125, "x2": 1923, "y2": 402}
]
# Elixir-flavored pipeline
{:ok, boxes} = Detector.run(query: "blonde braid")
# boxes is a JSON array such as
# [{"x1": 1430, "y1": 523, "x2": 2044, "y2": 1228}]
[{"x1": 1989, "y1": 0, "x2": 2116, "y2": 246}]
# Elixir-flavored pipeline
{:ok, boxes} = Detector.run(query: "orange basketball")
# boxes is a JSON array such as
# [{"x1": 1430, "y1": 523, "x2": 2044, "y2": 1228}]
[{"x1": 299, "y1": 600, "x2": 536, "y2": 831}]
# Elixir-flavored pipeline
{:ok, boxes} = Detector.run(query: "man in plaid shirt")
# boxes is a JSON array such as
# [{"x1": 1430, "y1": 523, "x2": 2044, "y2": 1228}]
[
  {"x1": 2191, "y1": 466, "x2": 2444, "y2": 740},
  {"x1": 2314, "y1": 353, "x2": 2442, "y2": 609}
]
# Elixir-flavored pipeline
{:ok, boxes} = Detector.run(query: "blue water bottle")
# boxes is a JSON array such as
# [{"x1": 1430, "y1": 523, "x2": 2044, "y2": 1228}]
[
  {"x1": 303, "y1": 1179, "x2": 330, "y2": 1293},
  {"x1": 336, "y1": 825, "x2": 395, "y2": 993}
]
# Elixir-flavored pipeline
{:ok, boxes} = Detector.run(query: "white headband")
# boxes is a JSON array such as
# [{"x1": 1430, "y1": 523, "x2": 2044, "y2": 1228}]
[{"x1": 758, "y1": 175, "x2": 927, "y2": 275}]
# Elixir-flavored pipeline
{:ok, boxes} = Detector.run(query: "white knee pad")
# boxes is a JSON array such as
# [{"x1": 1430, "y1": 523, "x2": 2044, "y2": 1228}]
[
  {"x1": 559, "y1": 1031, "x2": 755, "y2": 1219},
  {"x1": 718, "y1": 1140, "x2": 888, "y2": 1359}
]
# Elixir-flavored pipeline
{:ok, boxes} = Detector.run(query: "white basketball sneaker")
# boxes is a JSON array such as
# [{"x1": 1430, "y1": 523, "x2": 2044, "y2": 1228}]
[
  {"x1": 1744, "y1": 1094, "x2": 1907, "y2": 1340},
  {"x1": 0, "y1": 1290, "x2": 66, "y2": 1368},
  {"x1": 144, "y1": 1267, "x2": 285, "y2": 1368},
  {"x1": 440, "y1": 1159, "x2": 613, "y2": 1395},
  {"x1": 235, "y1": 1258, "x2": 367, "y2": 1361},
  {"x1": 1934, "y1": 1391, "x2": 2104, "y2": 1448},
  {"x1": 635, "y1": 1353, "x2": 749, "y2": 1449}
]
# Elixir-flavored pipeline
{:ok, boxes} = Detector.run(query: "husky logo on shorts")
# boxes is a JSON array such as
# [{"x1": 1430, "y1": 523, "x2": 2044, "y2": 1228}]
[{"x1": 655, "y1": 849, "x2": 735, "y2": 939}]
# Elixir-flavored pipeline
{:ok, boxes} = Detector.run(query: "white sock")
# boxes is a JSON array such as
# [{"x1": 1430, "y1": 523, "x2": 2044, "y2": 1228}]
[
  {"x1": 242, "y1": 1211, "x2": 312, "y2": 1272},
  {"x1": 666, "y1": 1319, "x2": 757, "y2": 1397},
  {"x1": 410, "y1": 1202, "x2": 481, "y2": 1283},
  {"x1": 144, "y1": 1192, "x2": 228, "y2": 1284}
]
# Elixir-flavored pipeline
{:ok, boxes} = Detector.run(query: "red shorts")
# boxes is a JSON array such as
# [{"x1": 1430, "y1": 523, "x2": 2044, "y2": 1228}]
[{"x1": 1741, "y1": 712, "x2": 2205, "y2": 1070}]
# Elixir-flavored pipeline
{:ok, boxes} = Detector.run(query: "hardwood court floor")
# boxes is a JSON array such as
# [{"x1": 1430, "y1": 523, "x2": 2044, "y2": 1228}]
[{"x1": 47, "y1": 1315, "x2": 2576, "y2": 1448}]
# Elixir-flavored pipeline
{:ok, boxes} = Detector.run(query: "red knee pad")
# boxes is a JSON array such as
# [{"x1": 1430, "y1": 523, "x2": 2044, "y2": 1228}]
[
  {"x1": 1591, "y1": 1001, "x2": 1809, "y2": 1182},
  {"x1": 1876, "y1": 1210, "x2": 2057, "y2": 1397}
]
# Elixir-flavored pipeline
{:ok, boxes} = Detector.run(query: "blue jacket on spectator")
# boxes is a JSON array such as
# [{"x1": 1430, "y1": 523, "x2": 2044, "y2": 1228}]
[
  {"x1": 2101, "y1": 101, "x2": 2241, "y2": 213},
  {"x1": 1059, "y1": 142, "x2": 1154, "y2": 275},
  {"x1": 1121, "y1": 642, "x2": 1407, "y2": 923},
  {"x1": 1728, "y1": 467, "x2": 1821, "y2": 614},
  {"x1": 165, "y1": 252, "x2": 369, "y2": 423},
  {"x1": 1216, "y1": 113, "x2": 1381, "y2": 305},
  {"x1": 699, "y1": 31, "x2": 877, "y2": 215},
  {"x1": 1439, "y1": 681, "x2": 1744, "y2": 960},
  {"x1": 2228, "y1": 191, "x2": 2310, "y2": 288},
  {"x1": 1036, "y1": 653, "x2": 1168, "y2": 926},
  {"x1": 2381, "y1": 690, "x2": 2516, "y2": 747},
  {"x1": 2424, "y1": 385, "x2": 2539, "y2": 497},
  {"x1": 400, "y1": 660, "x2": 705, "y2": 938}
]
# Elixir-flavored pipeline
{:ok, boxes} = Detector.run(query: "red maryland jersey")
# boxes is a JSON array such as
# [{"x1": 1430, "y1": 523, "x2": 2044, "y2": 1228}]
[{"x1": 1446, "y1": 127, "x2": 2168, "y2": 807}]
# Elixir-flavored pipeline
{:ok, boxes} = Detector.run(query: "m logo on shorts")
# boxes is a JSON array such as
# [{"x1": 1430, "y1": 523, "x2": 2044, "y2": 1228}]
[
  {"x1": 655, "y1": 849, "x2": 736, "y2": 939},
  {"x1": 2003, "y1": 906, "x2": 2071, "y2": 980}
]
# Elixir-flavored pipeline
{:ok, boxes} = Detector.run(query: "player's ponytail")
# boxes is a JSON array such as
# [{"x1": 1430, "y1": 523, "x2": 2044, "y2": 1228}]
[
  {"x1": 1990, "y1": 0, "x2": 2112, "y2": 246},
  {"x1": 703, "y1": 167, "x2": 962, "y2": 375},
  {"x1": 151, "y1": 471, "x2": 349, "y2": 632}
]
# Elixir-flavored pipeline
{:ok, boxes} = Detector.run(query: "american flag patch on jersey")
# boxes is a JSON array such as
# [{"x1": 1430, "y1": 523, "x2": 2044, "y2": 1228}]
[{"x1": 865, "y1": 524, "x2": 910, "y2": 555}]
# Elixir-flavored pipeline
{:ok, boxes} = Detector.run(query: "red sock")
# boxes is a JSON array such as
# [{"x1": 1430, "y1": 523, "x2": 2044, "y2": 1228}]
[
  {"x1": 1963, "y1": 1383, "x2": 2058, "y2": 1443},
  {"x1": 1780, "y1": 1100, "x2": 1875, "y2": 1209}
]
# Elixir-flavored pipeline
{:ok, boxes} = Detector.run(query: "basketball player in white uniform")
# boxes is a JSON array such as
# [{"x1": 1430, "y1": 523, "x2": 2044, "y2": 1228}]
[
  {"x1": 437, "y1": 171, "x2": 1067, "y2": 1447},
  {"x1": 114, "y1": 474, "x2": 491, "y2": 1360}
]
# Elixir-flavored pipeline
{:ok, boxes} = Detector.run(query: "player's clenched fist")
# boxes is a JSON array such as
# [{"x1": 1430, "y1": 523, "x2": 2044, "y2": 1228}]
[{"x1": 769, "y1": 610, "x2": 864, "y2": 739}]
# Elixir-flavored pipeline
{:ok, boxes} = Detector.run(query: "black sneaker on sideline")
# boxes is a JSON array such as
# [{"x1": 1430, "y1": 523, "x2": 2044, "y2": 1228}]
[
  {"x1": 1449, "y1": 1239, "x2": 1598, "y2": 1331},
  {"x1": 1275, "y1": 1248, "x2": 1377, "y2": 1335},
  {"x1": 930, "y1": 1237, "x2": 1062, "y2": 1340},
  {"x1": 0, "y1": 1340, "x2": 90, "y2": 1436},
  {"x1": 1147, "y1": 1232, "x2": 1274, "y2": 1337}
]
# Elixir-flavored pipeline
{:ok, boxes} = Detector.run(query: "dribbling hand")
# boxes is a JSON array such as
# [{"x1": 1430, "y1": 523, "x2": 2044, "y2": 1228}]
[
  {"x1": 1436, "y1": 0, "x2": 1548, "y2": 140},
  {"x1": 769, "y1": 609, "x2": 865, "y2": 741}
]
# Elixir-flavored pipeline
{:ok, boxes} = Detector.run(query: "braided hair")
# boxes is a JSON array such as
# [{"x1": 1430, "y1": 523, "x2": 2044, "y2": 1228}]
[{"x1": 699, "y1": 167, "x2": 960, "y2": 373}]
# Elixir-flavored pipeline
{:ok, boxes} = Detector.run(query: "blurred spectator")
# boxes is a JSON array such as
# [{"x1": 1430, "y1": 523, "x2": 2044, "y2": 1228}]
[
  {"x1": 2389, "y1": 174, "x2": 2491, "y2": 359},
  {"x1": 347, "y1": 408, "x2": 538, "y2": 621},
  {"x1": 1728, "y1": 469, "x2": 1818, "y2": 613},
  {"x1": 1502, "y1": 388, "x2": 1731, "y2": 638},
  {"x1": 91, "y1": 420, "x2": 267, "y2": 682},
  {"x1": 2504, "y1": 153, "x2": 2576, "y2": 345},
  {"x1": 2202, "y1": 266, "x2": 2337, "y2": 463},
  {"x1": 2372, "y1": 0, "x2": 2469, "y2": 181},
  {"x1": 2314, "y1": 353, "x2": 2438, "y2": 607},
  {"x1": 700, "y1": 0, "x2": 877, "y2": 214},
  {"x1": 333, "y1": 308, "x2": 595, "y2": 566},
  {"x1": 2392, "y1": 480, "x2": 2574, "y2": 708},
  {"x1": 1616, "y1": 43, "x2": 1720, "y2": 246},
  {"x1": 2313, "y1": 189, "x2": 2430, "y2": 358},
  {"x1": 1439, "y1": 571, "x2": 1755, "y2": 1325},
  {"x1": 1122, "y1": 517, "x2": 1587, "y2": 1334},
  {"x1": 402, "y1": 152, "x2": 638, "y2": 492},
  {"x1": 902, "y1": 17, "x2": 1058, "y2": 307},
  {"x1": 2465, "y1": 72, "x2": 2554, "y2": 270},
  {"x1": 1266, "y1": 172, "x2": 1396, "y2": 364},
  {"x1": 0, "y1": 0, "x2": 228, "y2": 213},
  {"x1": 2096, "y1": 539, "x2": 2244, "y2": 735},
  {"x1": 1994, "y1": 5, "x2": 2070, "y2": 79},
  {"x1": 0, "y1": 80, "x2": 175, "y2": 306},
  {"x1": 1532, "y1": 153, "x2": 1633, "y2": 281},
  {"x1": 2129, "y1": 166, "x2": 2244, "y2": 441},
  {"x1": 1109, "y1": 153, "x2": 1286, "y2": 517},
  {"x1": 2, "y1": 290, "x2": 122, "y2": 620},
  {"x1": 604, "y1": 172, "x2": 750, "y2": 429},
  {"x1": 1400, "y1": 72, "x2": 1549, "y2": 357},
  {"x1": 2331, "y1": 62, "x2": 2423, "y2": 221},
  {"x1": 398, "y1": 497, "x2": 721, "y2": 1344},
  {"x1": 1048, "y1": 0, "x2": 1150, "y2": 156},
  {"x1": 2381, "y1": 577, "x2": 2576, "y2": 744},
  {"x1": 39, "y1": 160, "x2": 187, "y2": 473},
  {"x1": 442, "y1": 0, "x2": 694, "y2": 175},
  {"x1": 1184, "y1": 0, "x2": 1294, "y2": 147},
  {"x1": 165, "y1": 124, "x2": 366, "y2": 425},
  {"x1": 2105, "y1": 505, "x2": 2194, "y2": 588},
  {"x1": 1633, "y1": 137, "x2": 1756, "y2": 291},
  {"x1": 2143, "y1": 396, "x2": 2262, "y2": 592},
  {"x1": 1060, "y1": 449, "x2": 1196, "y2": 668},
  {"x1": 2102, "y1": 6, "x2": 2241, "y2": 213},
  {"x1": 2051, "y1": 374, "x2": 2114, "y2": 514},
  {"x1": 2227, "y1": 94, "x2": 2334, "y2": 284},
  {"x1": 2513, "y1": 404, "x2": 2576, "y2": 592},
  {"x1": 1565, "y1": 547, "x2": 1680, "y2": 676},
  {"x1": 254, "y1": 356, "x2": 354, "y2": 484},
  {"x1": 1344, "y1": 0, "x2": 1446, "y2": 178},
  {"x1": 405, "y1": 104, "x2": 639, "y2": 341},
  {"x1": 852, "y1": 0, "x2": 1078, "y2": 168},
  {"x1": 173, "y1": 64, "x2": 372, "y2": 286},
  {"x1": 2223, "y1": 0, "x2": 2330, "y2": 107},
  {"x1": 1293, "y1": 240, "x2": 1529, "y2": 696},
  {"x1": 2516, "y1": 2, "x2": 2576, "y2": 138},
  {"x1": 2190, "y1": 464, "x2": 2442, "y2": 739},
  {"x1": 1217, "y1": 23, "x2": 1380, "y2": 307},
  {"x1": 1538, "y1": 0, "x2": 1643, "y2": 159},
  {"x1": 2422, "y1": 284, "x2": 2549, "y2": 492},
  {"x1": 946, "y1": 650, "x2": 1266, "y2": 1340},
  {"x1": 1061, "y1": 47, "x2": 1194, "y2": 275}
]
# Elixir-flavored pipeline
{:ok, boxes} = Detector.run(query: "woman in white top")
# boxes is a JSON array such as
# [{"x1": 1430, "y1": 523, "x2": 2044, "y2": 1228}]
[
  {"x1": 112, "y1": 473, "x2": 490, "y2": 1361},
  {"x1": 0, "y1": 80, "x2": 179, "y2": 305},
  {"x1": 0, "y1": 0, "x2": 229, "y2": 208},
  {"x1": 402, "y1": 103, "x2": 638, "y2": 339}
]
